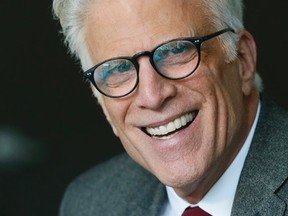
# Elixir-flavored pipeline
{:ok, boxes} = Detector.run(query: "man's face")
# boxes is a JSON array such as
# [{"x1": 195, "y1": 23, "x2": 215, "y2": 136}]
[{"x1": 84, "y1": 0, "x2": 258, "y2": 201}]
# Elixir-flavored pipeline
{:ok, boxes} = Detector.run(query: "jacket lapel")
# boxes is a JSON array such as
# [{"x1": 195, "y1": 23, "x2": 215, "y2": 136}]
[
  {"x1": 254, "y1": 195, "x2": 286, "y2": 216},
  {"x1": 231, "y1": 96, "x2": 288, "y2": 215},
  {"x1": 130, "y1": 181, "x2": 167, "y2": 216},
  {"x1": 117, "y1": 156, "x2": 167, "y2": 216}
]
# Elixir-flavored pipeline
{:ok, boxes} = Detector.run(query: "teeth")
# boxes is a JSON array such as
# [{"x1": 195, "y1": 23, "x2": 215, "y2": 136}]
[{"x1": 146, "y1": 112, "x2": 196, "y2": 137}]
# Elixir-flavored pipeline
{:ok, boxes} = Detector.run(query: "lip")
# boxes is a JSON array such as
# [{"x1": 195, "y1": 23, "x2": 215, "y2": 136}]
[{"x1": 143, "y1": 111, "x2": 199, "y2": 139}]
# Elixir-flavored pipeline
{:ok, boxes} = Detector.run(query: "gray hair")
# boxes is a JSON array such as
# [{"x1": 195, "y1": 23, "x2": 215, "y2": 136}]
[
  {"x1": 52, "y1": 0, "x2": 263, "y2": 95},
  {"x1": 53, "y1": 0, "x2": 93, "y2": 70}
]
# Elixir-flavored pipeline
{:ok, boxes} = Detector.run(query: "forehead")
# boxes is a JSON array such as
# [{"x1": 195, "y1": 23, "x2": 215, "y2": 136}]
[{"x1": 84, "y1": 0, "x2": 208, "y2": 61}]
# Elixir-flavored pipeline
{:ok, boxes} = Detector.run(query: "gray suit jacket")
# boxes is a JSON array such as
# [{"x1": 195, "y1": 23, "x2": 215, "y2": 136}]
[{"x1": 60, "y1": 95, "x2": 288, "y2": 216}]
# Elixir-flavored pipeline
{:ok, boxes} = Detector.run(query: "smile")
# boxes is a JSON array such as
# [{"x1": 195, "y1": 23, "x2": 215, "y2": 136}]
[{"x1": 145, "y1": 112, "x2": 197, "y2": 138}]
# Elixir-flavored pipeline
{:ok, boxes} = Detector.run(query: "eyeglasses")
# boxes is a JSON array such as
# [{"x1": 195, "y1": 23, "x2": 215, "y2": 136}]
[{"x1": 82, "y1": 28, "x2": 235, "y2": 98}]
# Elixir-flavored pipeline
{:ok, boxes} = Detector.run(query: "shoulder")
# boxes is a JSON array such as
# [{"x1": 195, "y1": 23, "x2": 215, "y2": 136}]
[
  {"x1": 260, "y1": 94, "x2": 288, "y2": 126},
  {"x1": 256, "y1": 95, "x2": 288, "y2": 146},
  {"x1": 71, "y1": 153, "x2": 146, "y2": 184},
  {"x1": 250, "y1": 94, "x2": 288, "y2": 176},
  {"x1": 59, "y1": 153, "x2": 164, "y2": 216},
  {"x1": 232, "y1": 95, "x2": 288, "y2": 215},
  {"x1": 68, "y1": 153, "x2": 156, "y2": 191}
]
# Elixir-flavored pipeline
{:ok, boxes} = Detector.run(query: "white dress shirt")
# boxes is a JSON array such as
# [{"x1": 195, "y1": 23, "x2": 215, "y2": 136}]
[{"x1": 160, "y1": 102, "x2": 261, "y2": 216}]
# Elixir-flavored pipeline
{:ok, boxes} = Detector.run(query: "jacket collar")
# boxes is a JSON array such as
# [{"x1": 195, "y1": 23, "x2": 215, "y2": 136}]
[{"x1": 231, "y1": 95, "x2": 288, "y2": 215}]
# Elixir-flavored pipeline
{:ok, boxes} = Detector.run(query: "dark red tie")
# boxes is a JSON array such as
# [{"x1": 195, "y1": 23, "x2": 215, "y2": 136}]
[{"x1": 181, "y1": 206, "x2": 211, "y2": 216}]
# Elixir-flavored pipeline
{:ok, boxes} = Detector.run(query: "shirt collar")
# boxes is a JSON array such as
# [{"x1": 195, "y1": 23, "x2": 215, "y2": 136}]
[{"x1": 165, "y1": 101, "x2": 261, "y2": 216}]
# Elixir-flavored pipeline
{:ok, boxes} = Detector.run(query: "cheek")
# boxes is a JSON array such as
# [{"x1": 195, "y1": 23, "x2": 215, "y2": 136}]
[
  {"x1": 201, "y1": 60, "x2": 244, "y2": 113},
  {"x1": 194, "y1": 64, "x2": 243, "y2": 138},
  {"x1": 101, "y1": 99, "x2": 130, "y2": 136}
]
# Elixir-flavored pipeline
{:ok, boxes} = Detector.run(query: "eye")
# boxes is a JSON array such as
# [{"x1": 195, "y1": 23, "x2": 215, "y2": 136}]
[
  {"x1": 171, "y1": 42, "x2": 187, "y2": 54},
  {"x1": 154, "y1": 40, "x2": 195, "y2": 63},
  {"x1": 94, "y1": 59, "x2": 136, "y2": 90},
  {"x1": 96, "y1": 60, "x2": 131, "y2": 80},
  {"x1": 117, "y1": 61, "x2": 131, "y2": 73}
]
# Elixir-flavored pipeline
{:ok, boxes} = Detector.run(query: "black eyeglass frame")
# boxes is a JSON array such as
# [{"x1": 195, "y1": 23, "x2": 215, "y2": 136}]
[{"x1": 82, "y1": 27, "x2": 235, "y2": 98}]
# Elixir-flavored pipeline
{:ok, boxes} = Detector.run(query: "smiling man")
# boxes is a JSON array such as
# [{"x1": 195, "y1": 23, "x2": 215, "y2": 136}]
[{"x1": 52, "y1": 0, "x2": 288, "y2": 215}]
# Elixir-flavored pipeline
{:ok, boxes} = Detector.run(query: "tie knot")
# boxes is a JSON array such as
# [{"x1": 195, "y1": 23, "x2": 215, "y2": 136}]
[{"x1": 181, "y1": 206, "x2": 211, "y2": 216}]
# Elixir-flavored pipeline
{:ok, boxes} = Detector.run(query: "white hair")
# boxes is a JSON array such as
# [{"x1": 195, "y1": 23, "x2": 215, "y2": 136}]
[
  {"x1": 52, "y1": 0, "x2": 263, "y2": 97},
  {"x1": 52, "y1": 0, "x2": 93, "y2": 69},
  {"x1": 201, "y1": 0, "x2": 263, "y2": 91}
]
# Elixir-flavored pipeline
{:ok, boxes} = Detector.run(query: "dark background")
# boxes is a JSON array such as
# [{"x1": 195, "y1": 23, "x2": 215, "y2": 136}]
[{"x1": 0, "y1": 1, "x2": 287, "y2": 216}]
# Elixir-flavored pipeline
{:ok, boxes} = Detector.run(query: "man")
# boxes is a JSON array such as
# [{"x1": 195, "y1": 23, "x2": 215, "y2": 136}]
[{"x1": 52, "y1": 0, "x2": 288, "y2": 215}]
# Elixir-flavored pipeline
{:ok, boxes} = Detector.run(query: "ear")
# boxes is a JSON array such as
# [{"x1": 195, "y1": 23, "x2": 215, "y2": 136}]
[{"x1": 237, "y1": 30, "x2": 257, "y2": 95}]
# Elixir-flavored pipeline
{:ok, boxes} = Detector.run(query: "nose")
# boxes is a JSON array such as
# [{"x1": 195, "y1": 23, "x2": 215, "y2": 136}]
[{"x1": 134, "y1": 56, "x2": 177, "y2": 110}]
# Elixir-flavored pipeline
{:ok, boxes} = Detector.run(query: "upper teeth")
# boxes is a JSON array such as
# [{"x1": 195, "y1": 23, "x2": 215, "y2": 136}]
[{"x1": 146, "y1": 112, "x2": 196, "y2": 137}]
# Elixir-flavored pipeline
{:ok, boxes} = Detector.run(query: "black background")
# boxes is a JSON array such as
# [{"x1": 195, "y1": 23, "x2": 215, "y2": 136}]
[{"x1": 0, "y1": 1, "x2": 287, "y2": 216}]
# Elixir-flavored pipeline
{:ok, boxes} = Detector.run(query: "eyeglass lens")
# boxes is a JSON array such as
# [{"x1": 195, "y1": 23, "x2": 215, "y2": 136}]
[
  {"x1": 153, "y1": 40, "x2": 199, "y2": 79},
  {"x1": 94, "y1": 59, "x2": 138, "y2": 97}
]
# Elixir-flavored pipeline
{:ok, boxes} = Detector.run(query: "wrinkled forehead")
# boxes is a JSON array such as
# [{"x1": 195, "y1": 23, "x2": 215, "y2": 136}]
[
  {"x1": 84, "y1": 0, "x2": 209, "y2": 61},
  {"x1": 86, "y1": 0, "x2": 207, "y2": 29}
]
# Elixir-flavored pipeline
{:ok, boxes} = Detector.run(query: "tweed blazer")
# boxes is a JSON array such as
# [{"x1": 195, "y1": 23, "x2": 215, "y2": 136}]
[{"x1": 60, "y1": 95, "x2": 288, "y2": 216}]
